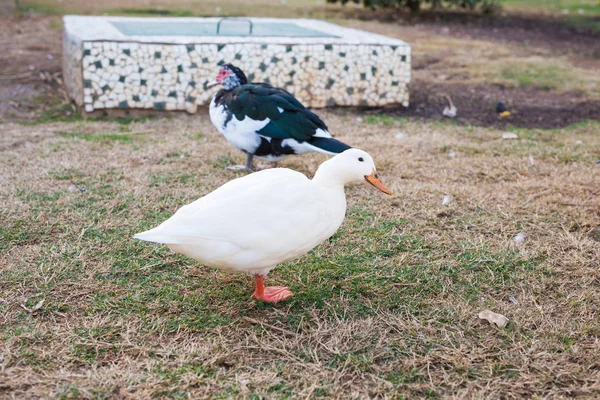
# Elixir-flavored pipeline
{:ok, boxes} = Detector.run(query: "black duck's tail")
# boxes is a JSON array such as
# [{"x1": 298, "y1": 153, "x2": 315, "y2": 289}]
[{"x1": 307, "y1": 137, "x2": 352, "y2": 155}]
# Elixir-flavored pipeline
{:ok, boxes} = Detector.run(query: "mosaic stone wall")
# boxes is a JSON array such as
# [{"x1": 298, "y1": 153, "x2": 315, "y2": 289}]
[
  {"x1": 62, "y1": 30, "x2": 84, "y2": 108},
  {"x1": 67, "y1": 40, "x2": 410, "y2": 113}
]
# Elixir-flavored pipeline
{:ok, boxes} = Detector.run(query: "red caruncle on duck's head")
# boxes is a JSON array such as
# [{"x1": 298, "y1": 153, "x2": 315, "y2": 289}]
[{"x1": 206, "y1": 64, "x2": 248, "y2": 90}]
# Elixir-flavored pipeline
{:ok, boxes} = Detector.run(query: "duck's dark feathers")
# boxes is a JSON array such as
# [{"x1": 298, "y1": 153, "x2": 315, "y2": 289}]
[
  {"x1": 214, "y1": 83, "x2": 328, "y2": 143},
  {"x1": 254, "y1": 137, "x2": 296, "y2": 158}
]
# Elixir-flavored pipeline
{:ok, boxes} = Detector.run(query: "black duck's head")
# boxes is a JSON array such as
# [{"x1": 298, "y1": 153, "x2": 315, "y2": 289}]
[{"x1": 207, "y1": 64, "x2": 248, "y2": 90}]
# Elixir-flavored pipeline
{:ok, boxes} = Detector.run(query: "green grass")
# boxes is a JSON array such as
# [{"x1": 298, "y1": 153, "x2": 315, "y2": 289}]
[
  {"x1": 364, "y1": 115, "x2": 406, "y2": 126},
  {"x1": 501, "y1": 0, "x2": 600, "y2": 15},
  {"x1": 15, "y1": 1, "x2": 69, "y2": 15},
  {"x1": 13, "y1": 0, "x2": 323, "y2": 18},
  {"x1": 15, "y1": 2, "x2": 196, "y2": 16},
  {"x1": 57, "y1": 131, "x2": 140, "y2": 143},
  {"x1": 15, "y1": 98, "x2": 161, "y2": 126},
  {"x1": 501, "y1": 0, "x2": 600, "y2": 31},
  {"x1": 16, "y1": 101, "x2": 83, "y2": 125},
  {"x1": 566, "y1": 15, "x2": 600, "y2": 31},
  {"x1": 500, "y1": 63, "x2": 575, "y2": 91}
]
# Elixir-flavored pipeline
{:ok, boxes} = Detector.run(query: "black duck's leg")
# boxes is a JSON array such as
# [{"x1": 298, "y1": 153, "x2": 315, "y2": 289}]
[
  {"x1": 245, "y1": 154, "x2": 254, "y2": 170},
  {"x1": 226, "y1": 153, "x2": 254, "y2": 171}
]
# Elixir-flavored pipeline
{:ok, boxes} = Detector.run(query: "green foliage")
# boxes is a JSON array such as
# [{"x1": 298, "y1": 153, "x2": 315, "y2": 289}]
[{"x1": 326, "y1": 0, "x2": 501, "y2": 13}]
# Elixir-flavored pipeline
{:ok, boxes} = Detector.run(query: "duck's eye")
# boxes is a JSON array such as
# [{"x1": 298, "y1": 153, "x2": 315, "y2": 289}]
[{"x1": 358, "y1": 157, "x2": 364, "y2": 162}]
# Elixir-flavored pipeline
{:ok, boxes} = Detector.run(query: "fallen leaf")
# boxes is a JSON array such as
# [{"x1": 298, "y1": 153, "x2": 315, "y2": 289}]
[
  {"x1": 502, "y1": 132, "x2": 518, "y2": 140},
  {"x1": 20, "y1": 299, "x2": 44, "y2": 313},
  {"x1": 442, "y1": 195, "x2": 451, "y2": 206},
  {"x1": 478, "y1": 309, "x2": 509, "y2": 328}
]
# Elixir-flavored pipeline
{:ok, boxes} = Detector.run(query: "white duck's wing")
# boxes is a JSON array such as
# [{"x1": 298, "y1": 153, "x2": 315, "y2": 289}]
[{"x1": 134, "y1": 168, "x2": 345, "y2": 272}]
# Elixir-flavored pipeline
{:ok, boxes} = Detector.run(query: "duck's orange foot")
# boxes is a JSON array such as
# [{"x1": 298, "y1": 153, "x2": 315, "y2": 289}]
[
  {"x1": 252, "y1": 286, "x2": 293, "y2": 304},
  {"x1": 251, "y1": 274, "x2": 293, "y2": 304}
]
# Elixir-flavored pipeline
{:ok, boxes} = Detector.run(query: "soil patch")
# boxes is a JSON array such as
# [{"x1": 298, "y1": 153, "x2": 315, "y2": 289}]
[{"x1": 379, "y1": 82, "x2": 600, "y2": 129}]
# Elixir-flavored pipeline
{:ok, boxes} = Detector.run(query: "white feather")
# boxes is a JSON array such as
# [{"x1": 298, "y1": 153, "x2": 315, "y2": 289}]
[
  {"x1": 314, "y1": 128, "x2": 331, "y2": 138},
  {"x1": 513, "y1": 232, "x2": 526, "y2": 243},
  {"x1": 209, "y1": 98, "x2": 268, "y2": 154}
]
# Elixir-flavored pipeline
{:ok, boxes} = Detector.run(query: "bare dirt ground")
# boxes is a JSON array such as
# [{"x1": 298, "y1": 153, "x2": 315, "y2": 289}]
[{"x1": 1, "y1": 3, "x2": 600, "y2": 399}]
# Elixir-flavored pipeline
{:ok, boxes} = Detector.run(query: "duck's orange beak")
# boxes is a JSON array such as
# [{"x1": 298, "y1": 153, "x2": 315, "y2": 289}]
[{"x1": 364, "y1": 169, "x2": 392, "y2": 195}]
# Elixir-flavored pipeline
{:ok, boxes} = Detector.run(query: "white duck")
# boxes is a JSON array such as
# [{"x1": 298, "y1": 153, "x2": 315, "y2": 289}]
[{"x1": 134, "y1": 149, "x2": 391, "y2": 303}]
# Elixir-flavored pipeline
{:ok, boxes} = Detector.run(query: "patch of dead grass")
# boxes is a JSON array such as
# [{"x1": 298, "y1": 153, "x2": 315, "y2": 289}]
[{"x1": 1, "y1": 111, "x2": 599, "y2": 398}]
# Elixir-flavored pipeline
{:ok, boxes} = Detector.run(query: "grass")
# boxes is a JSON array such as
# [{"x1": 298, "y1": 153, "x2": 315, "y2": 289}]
[
  {"x1": 502, "y1": 0, "x2": 600, "y2": 31},
  {"x1": 14, "y1": 95, "x2": 161, "y2": 126},
  {"x1": 15, "y1": 1, "x2": 69, "y2": 15},
  {"x1": 1, "y1": 112, "x2": 599, "y2": 398},
  {"x1": 500, "y1": 63, "x2": 575, "y2": 91},
  {"x1": 502, "y1": 0, "x2": 600, "y2": 16},
  {"x1": 364, "y1": 115, "x2": 405, "y2": 126},
  {"x1": 57, "y1": 131, "x2": 140, "y2": 143},
  {"x1": 14, "y1": 0, "x2": 333, "y2": 18},
  {"x1": 566, "y1": 14, "x2": 600, "y2": 31}
]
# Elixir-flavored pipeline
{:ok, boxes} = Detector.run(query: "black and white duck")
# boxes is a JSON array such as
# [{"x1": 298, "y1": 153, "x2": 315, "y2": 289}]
[{"x1": 207, "y1": 64, "x2": 352, "y2": 170}]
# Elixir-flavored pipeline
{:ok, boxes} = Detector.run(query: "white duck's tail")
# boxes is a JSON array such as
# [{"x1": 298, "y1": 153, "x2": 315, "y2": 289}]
[{"x1": 133, "y1": 228, "x2": 182, "y2": 244}]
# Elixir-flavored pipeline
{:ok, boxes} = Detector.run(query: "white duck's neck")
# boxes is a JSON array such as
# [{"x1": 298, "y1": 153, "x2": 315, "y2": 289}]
[{"x1": 312, "y1": 162, "x2": 347, "y2": 190}]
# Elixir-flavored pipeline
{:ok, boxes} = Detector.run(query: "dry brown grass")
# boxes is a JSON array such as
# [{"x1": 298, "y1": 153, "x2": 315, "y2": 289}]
[{"x1": 1, "y1": 110, "x2": 599, "y2": 398}]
